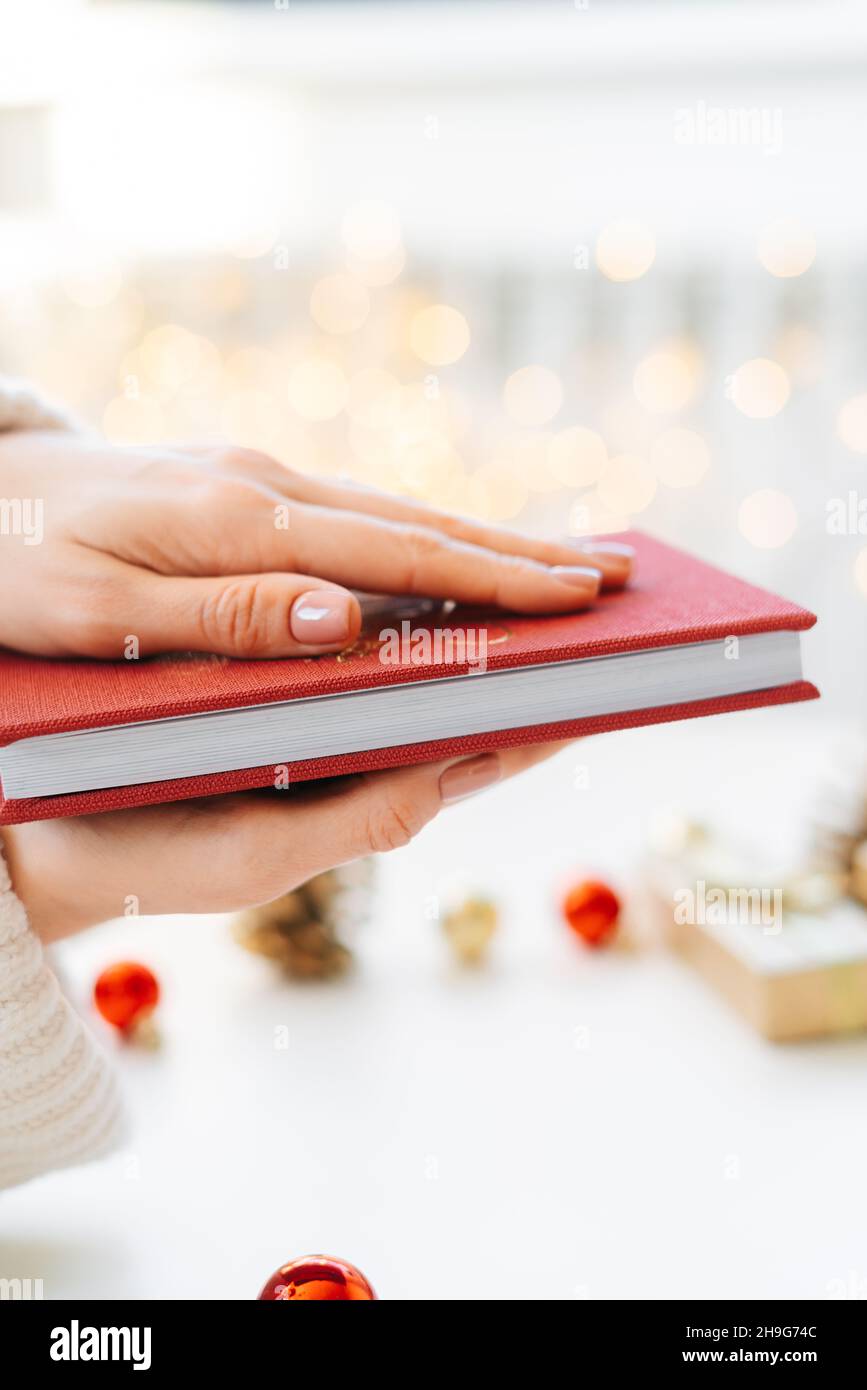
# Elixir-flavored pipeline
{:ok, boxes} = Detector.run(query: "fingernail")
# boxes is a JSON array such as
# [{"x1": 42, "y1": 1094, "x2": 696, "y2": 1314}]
[
  {"x1": 572, "y1": 539, "x2": 635, "y2": 559},
  {"x1": 439, "y1": 753, "x2": 502, "y2": 804},
  {"x1": 570, "y1": 541, "x2": 634, "y2": 583},
  {"x1": 290, "y1": 589, "x2": 353, "y2": 644},
  {"x1": 550, "y1": 565, "x2": 603, "y2": 590}
]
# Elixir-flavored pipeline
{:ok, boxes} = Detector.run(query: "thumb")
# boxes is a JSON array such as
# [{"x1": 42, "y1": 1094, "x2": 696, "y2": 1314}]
[
  {"x1": 124, "y1": 570, "x2": 363, "y2": 658},
  {"x1": 248, "y1": 742, "x2": 562, "y2": 892}
]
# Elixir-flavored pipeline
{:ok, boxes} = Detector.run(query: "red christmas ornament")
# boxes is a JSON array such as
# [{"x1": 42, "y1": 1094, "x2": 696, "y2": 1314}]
[
  {"x1": 94, "y1": 961, "x2": 160, "y2": 1034},
  {"x1": 562, "y1": 879, "x2": 620, "y2": 947},
  {"x1": 258, "y1": 1256, "x2": 377, "y2": 1301}
]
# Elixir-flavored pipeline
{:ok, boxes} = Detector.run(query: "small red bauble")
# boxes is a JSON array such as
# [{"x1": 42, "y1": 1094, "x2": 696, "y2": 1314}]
[
  {"x1": 94, "y1": 961, "x2": 160, "y2": 1033},
  {"x1": 258, "y1": 1256, "x2": 377, "y2": 1301},
  {"x1": 562, "y1": 879, "x2": 620, "y2": 947}
]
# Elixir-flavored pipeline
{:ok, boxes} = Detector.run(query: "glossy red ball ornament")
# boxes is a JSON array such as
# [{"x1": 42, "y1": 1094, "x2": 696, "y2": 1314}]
[
  {"x1": 562, "y1": 879, "x2": 620, "y2": 947},
  {"x1": 93, "y1": 961, "x2": 160, "y2": 1033},
  {"x1": 258, "y1": 1256, "x2": 377, "y2": 1301}
]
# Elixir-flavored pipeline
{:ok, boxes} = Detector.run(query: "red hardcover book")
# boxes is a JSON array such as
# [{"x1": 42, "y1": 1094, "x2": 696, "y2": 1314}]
[{"x1": 0, "y1": 532, "x2": 818, "y2": 825}]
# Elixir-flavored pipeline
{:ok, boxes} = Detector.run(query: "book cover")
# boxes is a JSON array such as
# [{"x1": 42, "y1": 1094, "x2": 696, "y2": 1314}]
[{"x1": 0, "y1": 532, "x2": 818, "y2": 823}]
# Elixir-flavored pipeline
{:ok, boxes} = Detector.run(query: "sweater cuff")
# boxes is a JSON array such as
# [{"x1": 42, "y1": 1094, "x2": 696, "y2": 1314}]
[
  {"x1": 0, "y1": 376, "x2": 79, "y2": 435},
  {"x1": 0, "y1": 846, "x2": 125, "y2": 1190}
]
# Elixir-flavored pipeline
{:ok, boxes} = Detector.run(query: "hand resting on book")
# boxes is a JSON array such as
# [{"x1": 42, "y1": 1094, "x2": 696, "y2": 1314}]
[
  {"x1": 0, "y1": 431, "x2": 634, "y2": 939},
  {"x1": 0, "y1": 432, "x2": 632, "y2": 658}
]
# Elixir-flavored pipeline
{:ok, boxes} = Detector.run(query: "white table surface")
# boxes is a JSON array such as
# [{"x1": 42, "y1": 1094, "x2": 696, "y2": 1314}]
[{"x1": 3, "y1": 704, "x2": 866, "y2": 1302}]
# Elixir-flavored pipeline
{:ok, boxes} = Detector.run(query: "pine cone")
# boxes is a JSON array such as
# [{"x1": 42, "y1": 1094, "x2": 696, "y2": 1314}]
[{"x1": 233, "y1": 861, "x2": 374, "y2": 980}]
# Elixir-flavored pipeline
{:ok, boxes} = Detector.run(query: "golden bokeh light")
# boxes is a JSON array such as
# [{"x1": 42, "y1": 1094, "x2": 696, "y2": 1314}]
[
  {"x1": 568, "y1": 495, "x2": 630, "y2": 537},
  {"x1": 347, "y1": 418, "x2": 386, "y2": 467},
  {"x1": 501, "y1": 433, "x2": 561, "y2": 493},
  {"x1": 391, "y1": 381, "x2": 454, "y2": 440},
  {"x1": 600, "y1": 394, "x2": 652, "y2": 453},
  {"x1": 223, "y1": 346, "x2": 286, "y2": 395},
  {"x1": 435, "y1": 383, "x2": 473, "y2": 441},
  {"x1": 36, "y1": 345, "x2": 97, "y2": 408},
  {"x1": 346, "y1": 447, "x2": 404, "y2": 494},
  {"x1": 230, "y1": 221, "x2": 281, "y2": 260},
  {"x1": 112, "y1": 289, "x2": 147, "y2": 341},
  {"x1": 773, "y1": 324, "x2": 823, "y2": 387},
  {"x1": 220, "y1": 389, "x2": 284, "y2": 454},
  {"x1": 730, "y1": 358, "x2": 790, "y2": 418},
  {"x1": 837, "y1": 393, "x2": 867, "y2": 454},
  {"x1": 757, "y1": 219, "x2": 816, "y2": 278},
  {"x1": 596, "y1": 220, "x2": 656, "y2": 282},
  {"x1": 346, "y1": 243, "x2": 406, "y2": 287},
  {"x1": 409, "y1": 304, "x2": 471, "y2": 366},
  {"x1": 139, "y1": 324, "x2": 206, "y2": 393},
  {"x1": 272, "y1": 423, "x2": 318, "y2": 475},
  {"x1": 201, "y1": 268, "x2": 250, "y2": 315},
  {"x1": 103, "y1": 395, "x2": 164, "y2": 445},
  {"x1": 287, "y1": 357, "x2": 348, "y2": 421},
  {"x1": 341, "y1": 200, "x2": 403, "y2": 261},
  {"x1": 503, "y1": 365, "x2": 563, "y2": 427},
  {"x1": 435, "y1": 471, "x2": 490, "y2": 520},
  {"x1": 62, "y1": 266, "x2": 123, "y2": 309},
  {"x1": 633, "y1": 342, "x2": 702, "y2": 414},
  {"x1": 310, "y1": 273, "x2": 371, "y2": 335},
  {"x1": 596, "y1": 453, "x2": 657, "y2": 514},
  {"x1": 650, "y1": 427, "x2": 711, "y2": 488},
  {"x1": 346, "y1": 374, "x2": 459, "y2": 483},
  {"x1": 547, "y1": 426, "x2": 607, "y2": 487},
  {"x1": 347, "y1": 368, "x2": 402, "y2": 428},
  {"x1": 159, "y1": 387, "x2": 224, "y2": 442},
  {"x1": 394, "y1": 434, "x2": 463, "y2": 498},
  {"x1": 737, "y1": 488, "x2": 798, "y2": 548},
  {"x1": 472, "y1": 461, "x2": 529, "y2": 521},
  {"x1": 183, "y1": 337, "x2": 223, "y2": 394}
]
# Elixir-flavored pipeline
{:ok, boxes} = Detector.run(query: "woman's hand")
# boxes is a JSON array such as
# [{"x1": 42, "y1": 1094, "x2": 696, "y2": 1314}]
[
  {"x1": 1, "y1": 744, "x2": 566, "y2": 943},
  {"x1": 0, "y1": 432, "x2": 632, "y2": 658},
  {"x1": 0, "y1": 430, "x2": 630, "y2": 940}
]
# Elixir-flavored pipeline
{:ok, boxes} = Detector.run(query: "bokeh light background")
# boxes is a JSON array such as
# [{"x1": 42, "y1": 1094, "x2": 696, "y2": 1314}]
[
  {"x1": 1, "y1": 1, "x2": 865, "y2": 722},
  {"x1": 4, "y1": 0, "x2": 867, "y2": 1304}
]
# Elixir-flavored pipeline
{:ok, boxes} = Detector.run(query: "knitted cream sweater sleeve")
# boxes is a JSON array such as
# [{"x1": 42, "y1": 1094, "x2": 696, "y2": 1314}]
[
  {"x1": 0, "y1": 377, "x2": 124, "y2": 1189},
  {"x1": 0, "y1": 850, "x2": 124, "y2": 1188}
]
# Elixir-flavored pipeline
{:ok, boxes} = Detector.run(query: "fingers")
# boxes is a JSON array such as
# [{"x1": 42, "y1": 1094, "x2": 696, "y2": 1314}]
[
  {"x1": 185, "y1": 450, "x2": 625, "y2": 603},
  {"x1": 238, "y1": 741, "x2": 566, "y2": 895},
  {"x1": 51, "y1": 551, "x2": 362, "y2": 658},
  {"x1": 255, "y1": 467, "x2": 634, "y2": 590},
  {"x1": 251, "y1": 500, "x2": 603, "y2": 614},
  {"x1": 147, "y1": 573, "x2": 362, "y2": 658},
  {"x1": 19, "y1": 740, "x2": 570, "y2": 934}
]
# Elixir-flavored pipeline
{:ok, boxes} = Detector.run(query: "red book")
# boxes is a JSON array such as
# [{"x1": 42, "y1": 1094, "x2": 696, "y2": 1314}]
[{"x1": 0, "y1": 532, "x2": 817, "y2": 824}]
